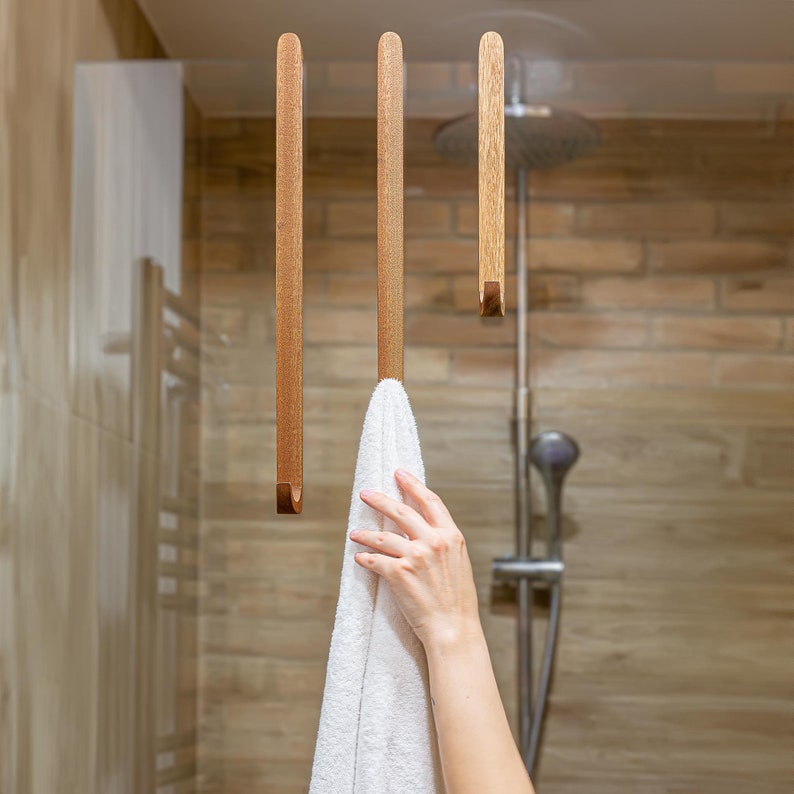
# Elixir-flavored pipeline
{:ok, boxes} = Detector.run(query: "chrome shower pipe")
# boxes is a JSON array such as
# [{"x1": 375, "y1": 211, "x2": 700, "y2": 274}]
[
  {"x1": 503, "y1": 167, "x2": 580, "y2": 780},
  {"x1": 513, "y1": 167, "x2": 533, "y2": 763}
]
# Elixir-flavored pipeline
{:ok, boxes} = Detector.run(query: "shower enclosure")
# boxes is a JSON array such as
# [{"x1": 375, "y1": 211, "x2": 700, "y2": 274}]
[{"x1": 52, "y1": 54, "x2": 793, "y2": 794}]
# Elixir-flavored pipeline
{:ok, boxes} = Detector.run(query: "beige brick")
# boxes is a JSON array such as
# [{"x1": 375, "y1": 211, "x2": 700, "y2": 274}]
[
  {"x1": 199, "y1": 240, "x2": 255, "y2": 272},
  {"x1": 528, "y1": 349, "x2": 583, "y2": 388},
  {"x1": 307, "y1": 345, "x2": 451, "y2": 384},
  {"x1": 404, "y1": 166, "x2": 478, "y2": 199},
  {"x1": 406, "y1": 276, "x2": 453, "y2": 310},
  {"x1": 456, "y1": 202, "x2": 574, "y2": 237},
  {"x1": 406, "y1": 347, "x2": 452, "y2": 382},
  {"x1": 721, "y1": 277, "x2": 794, "y2": 313},
  {"x1": 203, "y1": 198, "x2": 275, "y2": 236},
  {"x1": 199, "y1": 272, "x2": 274, "y2": 306},
  {"x1": 304, "y1": 201, "x2": 325, "y2": 237},
  {"x1": 326, "y1": 62, "x2": 376, "y2": 90},
  {"x1": 406, "y1": 63, "x2": 453, "y2": 92},
  {"x1": 582, "y1": 277, "x2": 716, "y2": 310},
  {"x1": 304, "y1": 273, "x2": 325, "y2": 305},
  {"x1": 528, "y1": 169, "x2": 632, "y2": 201},
  {"x1": 406, "y1": 313, "x2": 515, "y2": 347},
  {"x1": 530, "y1": 313, "x2": 648, "y2": 349},
  {"x1": 715, "y1": 354, "x2": 794, "y2": 388},
  {"x1": 323, "y1": 273, "x2": 452, "y2": 312},
  {"x1": 326, "y1": 202, "x2": 375, "y2": 237},
  {"x1": 305, "y1": 240, "x2": 376, "y2": 272},
  {"x1": 325, "y1": 273, "x2": 375, "y2": 307},
  {"x1": 653, "y1": 316, "x2": 782, "y2": 352},
  {"x1": 785, "y1": 319, "x2": 794, "y2": 351},
  {"x1": 649, "y1": 241, "x2": 788, "y2": 274},
  {"x1": 451, "y1": 349, "x2": 515, "y2": 386},
  {"x1": 305, "y1": 345, "x2": 374, "y2": 382},
  {"x1": 304, "y1": 308, "x2": 376, "y2": 344},
  {"x1": 577, "y1": 202, "x2": 717, "y2": 237},
  {"x1": 529, "y1": 274, "x2": 581, "y2": 310},
  {"x1": 405, "y1": 239, "x2": 478, "y2": 273},
  {"x1": 528, "y1": 239, "x2": 643, "y2": 273},
  {"x1": 719, "y1": 202, "x2": 793, "y2": 237},
  {"x1": 327, "y1": 200, "x2": 451, "y2": 237},
  {"x1": 406, "y1": 201, "x2": 453, "y2": 235},
  {"x1": 575, "y1": 351, "x2": 713, "y2": 388}
]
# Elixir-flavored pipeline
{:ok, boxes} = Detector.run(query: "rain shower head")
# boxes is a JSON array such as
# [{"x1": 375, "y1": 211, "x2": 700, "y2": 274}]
[{"x1": 434, "y1": 102, "x2": 600, "y2": 171}]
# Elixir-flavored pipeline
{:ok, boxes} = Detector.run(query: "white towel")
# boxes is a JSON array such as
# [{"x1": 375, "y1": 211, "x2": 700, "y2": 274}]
[{"x1": 310, "y1": 379, "x2": 444, "y2": 794}]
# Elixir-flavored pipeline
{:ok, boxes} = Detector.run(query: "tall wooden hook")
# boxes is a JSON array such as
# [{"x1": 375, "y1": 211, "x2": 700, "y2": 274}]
[
  {"x1": 377, "y1": 32, "x2": 405, "y2": 382},
  {"x1": 275, "y1": 32, "x2": 303, "y2": 514},
  {"x1": 478, "y1": 31, "x2": 505, "y2": 317}
]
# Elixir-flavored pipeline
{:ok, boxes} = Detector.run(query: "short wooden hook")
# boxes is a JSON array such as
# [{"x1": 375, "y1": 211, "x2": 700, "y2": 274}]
[{"x1": 478, "y1": 31, "x2": 505, "y2": 318}]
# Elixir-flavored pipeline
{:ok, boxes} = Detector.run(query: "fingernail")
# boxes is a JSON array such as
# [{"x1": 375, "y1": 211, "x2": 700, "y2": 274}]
[
  {"x1": 395, "y1": 468, "x2": 408, "y2": 478},
  {"x1": 360, "y1": 489, "x2": 374, "y2": 498},
  {"x1": 349, "y1": 529, "x2": 359, "y2": 538}
]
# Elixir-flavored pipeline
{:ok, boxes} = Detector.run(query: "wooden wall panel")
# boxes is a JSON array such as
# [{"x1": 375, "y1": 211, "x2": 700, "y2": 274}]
[{"x1": 0, "y1": 2, "x2": 177, "y2": 794}]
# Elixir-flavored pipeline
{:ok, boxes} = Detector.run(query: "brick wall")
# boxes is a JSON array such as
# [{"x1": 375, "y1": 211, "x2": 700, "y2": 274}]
[
  {"x1": 191, "y1": 116, "x2": 792, "y2": 794},
  {"x1": 189, "y1": 117, "x2": 792, "y2": 394}
]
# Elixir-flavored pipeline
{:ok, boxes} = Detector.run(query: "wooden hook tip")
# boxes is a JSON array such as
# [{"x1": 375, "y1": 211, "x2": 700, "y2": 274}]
[
  {"x1": 277, "y1": 32, "x2": 303, "y2": 60},
  {"x1": 378, "y1": 30, "x2": 403, "y2": 47},
  {"x1": 480, "y1": 281, "x2": 505, "y2": 318},
  {"x1": 479, "y1": 31, "x2": 504, "y2": 51},
  {"x1": 276, "y1": 482, "x2": 303, "y2": 514}
]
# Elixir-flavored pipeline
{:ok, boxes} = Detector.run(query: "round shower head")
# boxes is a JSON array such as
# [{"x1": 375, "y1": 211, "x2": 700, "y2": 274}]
[
  {"x1": 434, "y1": 102, "x2": 600, "y2": 171},
  {"x1": 529, "y1": 430, "x2": 580, "y2": 483}
]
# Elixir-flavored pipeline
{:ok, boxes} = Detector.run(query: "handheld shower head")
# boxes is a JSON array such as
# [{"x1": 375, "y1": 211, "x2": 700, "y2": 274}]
[
  {"x1": 529, "y1": 430, "x2": 580, "y2": 486},
  {"x1": 529, "y1": 431, "x2": 579, "y2": 556}
]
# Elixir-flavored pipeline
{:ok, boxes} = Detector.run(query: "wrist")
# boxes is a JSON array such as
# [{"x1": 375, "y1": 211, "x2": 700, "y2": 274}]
[{"x1": 422, "y1": 616, "x2": 485, "y2": 659}]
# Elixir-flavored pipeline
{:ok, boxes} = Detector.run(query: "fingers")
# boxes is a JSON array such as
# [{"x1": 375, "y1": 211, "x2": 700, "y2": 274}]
[
  {"x1": 354, "y1": 550, "x2": 401, "y2": 579},
  {"x1": 360, "y1": 489, "x2": 433, "y2": 541},
  {"x1": 394, "y1": 468, "x2": 454, "y2": 528},
  {"x1": 350, "y1": 528, "x2": 412, "y2": 558}
]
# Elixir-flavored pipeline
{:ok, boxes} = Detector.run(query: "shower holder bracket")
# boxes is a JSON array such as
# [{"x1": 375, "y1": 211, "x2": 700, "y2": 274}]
[{"x1": 492, "y1": 556, "x2": 564, "y2": 584}]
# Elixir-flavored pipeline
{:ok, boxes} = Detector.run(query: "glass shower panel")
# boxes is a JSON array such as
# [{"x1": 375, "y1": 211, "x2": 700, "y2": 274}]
[{"x1": 67, "y1": 55, "x2": 792, "y2": 794}]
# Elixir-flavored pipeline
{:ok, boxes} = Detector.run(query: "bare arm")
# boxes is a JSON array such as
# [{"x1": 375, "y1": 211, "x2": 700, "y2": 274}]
[{"x1": 350, "y1": 468, "x2": 534, "y2": 794}]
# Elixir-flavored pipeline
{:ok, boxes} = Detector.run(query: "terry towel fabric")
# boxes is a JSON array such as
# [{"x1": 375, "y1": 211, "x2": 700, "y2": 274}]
[{"x1": 309, "y1": 378, "x2": 444, "y2": 794}]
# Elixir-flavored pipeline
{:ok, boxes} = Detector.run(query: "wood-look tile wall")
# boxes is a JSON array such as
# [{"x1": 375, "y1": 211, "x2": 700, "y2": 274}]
[
  {"x1": 190, "y1": 115, "x2": 792, "y2": 793},
  {"x1": 0, "y1": 3, "x2": 193, "y2": 794}
]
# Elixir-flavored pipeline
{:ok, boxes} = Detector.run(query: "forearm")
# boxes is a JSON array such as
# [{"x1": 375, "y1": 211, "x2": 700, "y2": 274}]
[{"x1": 425, "y1": 625, "x2": 535, "y2": 794}]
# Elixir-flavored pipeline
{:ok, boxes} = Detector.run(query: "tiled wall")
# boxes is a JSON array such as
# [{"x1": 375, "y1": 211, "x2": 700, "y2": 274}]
[{"x1": 191, "y1": 116, "x2": 792, "y2": 793}]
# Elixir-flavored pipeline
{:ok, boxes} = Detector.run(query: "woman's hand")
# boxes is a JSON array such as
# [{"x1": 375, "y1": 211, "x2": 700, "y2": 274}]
[{"x1": 350, "y1": 468, "x2": 482, "y2": 650}]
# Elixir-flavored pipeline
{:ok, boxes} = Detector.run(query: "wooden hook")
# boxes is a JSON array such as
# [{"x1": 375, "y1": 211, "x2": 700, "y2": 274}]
[
  {"x1": 478, "y1": 31, "x2": 505, "y2": 318},
  {"x1": 275, "y1": 32, "x2": 303, "y2": 514},
  {"x1": 377, "y1": 32, "x2": 405, "y2": 382}
]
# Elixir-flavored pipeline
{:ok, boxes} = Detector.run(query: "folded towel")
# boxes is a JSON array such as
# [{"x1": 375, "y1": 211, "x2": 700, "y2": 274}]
[{"x1": 310, "y1": 379, "x2": 444, "y2": 794}]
